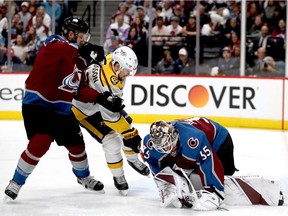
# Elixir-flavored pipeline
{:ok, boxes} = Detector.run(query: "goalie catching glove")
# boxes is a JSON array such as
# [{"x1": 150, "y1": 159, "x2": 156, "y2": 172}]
[
  {"x1": 122, "y1": 128, "x2": 141, "y2": 153},
  {"x1": 95, "y1": 91, "x2": 125, "y2": 112}
]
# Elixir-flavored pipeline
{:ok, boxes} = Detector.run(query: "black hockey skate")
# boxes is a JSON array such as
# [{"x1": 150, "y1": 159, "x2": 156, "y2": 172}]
[
  {"x1": 77, "y1": 175, "x2": 104, "y2": 193},
  {"x1": 113, "y1": 175, "x2": 129, "y2": 196},
  {"x1": 278, "y1": 191, "x2": 284, "y2": 206},
  {"x1": 128, "y1": 159, "x2": 150, "y2": 176},
  {"x1": 4, "y1": 180, "x2": 22, "y2": 201}
]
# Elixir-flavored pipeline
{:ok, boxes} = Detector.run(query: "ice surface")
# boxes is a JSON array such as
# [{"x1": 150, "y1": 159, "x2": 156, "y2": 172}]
[{"x1": 0, "y1": 120, "x2": 288, "y2": 216}]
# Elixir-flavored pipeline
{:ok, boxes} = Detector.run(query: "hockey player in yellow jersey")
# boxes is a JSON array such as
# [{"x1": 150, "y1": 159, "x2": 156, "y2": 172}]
[{"x1": 72, "y1": 46, "x2": 150, "y2": 195}]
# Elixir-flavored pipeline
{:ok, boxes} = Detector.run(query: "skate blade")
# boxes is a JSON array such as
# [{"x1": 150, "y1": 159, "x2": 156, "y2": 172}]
[
  {"x1": 93, "y1": 189, "x2": 105, "y2": 194},
  {"x1": 119, "y1": 190, "x2": 128, "y2": 196},
  {"x1": 3, "y1": 195, "x2": 14, "y2": 203}
]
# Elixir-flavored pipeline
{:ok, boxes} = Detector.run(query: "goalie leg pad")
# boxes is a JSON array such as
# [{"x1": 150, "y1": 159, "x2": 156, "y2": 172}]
[
  {"x1": 224, "y1": 175, "x2": 284, "y2": 206},
  {"x1": 154, "y1": 167, "x2": 193, "y2": 208}
]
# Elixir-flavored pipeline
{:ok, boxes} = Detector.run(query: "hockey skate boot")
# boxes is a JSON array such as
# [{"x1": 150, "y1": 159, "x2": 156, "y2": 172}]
[
  {"x1": 4, "y1": 180, "x2": 22, "y2": 200},
  {"x1": 77, "y1": 176, "x2": 104, "y2": 193},
  {"x1": 128, "y1": 159, "x2": 150, "y2": 176},
  {"x1": 113, "y1": 175, "x2": 129, "y2": 196}
]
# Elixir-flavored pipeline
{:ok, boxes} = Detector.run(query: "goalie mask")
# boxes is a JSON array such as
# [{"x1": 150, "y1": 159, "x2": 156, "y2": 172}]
[
  {"x1": 111, "y1": 46, "x2": 138, "y2": 77},
  {"x1": 150, "y1": 121, "x2": 179, "y2": 155}
]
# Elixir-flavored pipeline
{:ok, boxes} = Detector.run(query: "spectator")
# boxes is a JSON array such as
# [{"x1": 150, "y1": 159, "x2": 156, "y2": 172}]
[
  {"x1": 152, "y1": 5, "x2": 164, "y2": 27},
  {"x1": 172, "y1": 4, "x2": 187, "y2": 27},
  {"x1": 229, "y1": 2, "x2": 241, "y2": 20},
  {"x1": 13, "y1": 21, "x2": 26, "y2": 42},
  {"x1": 24, "y1": 25, "x2": 40, "y2": 65},
  {"x1": 111, "y1": 2, "x2": 133, "y2": 25},
  {"x1": 247, "y1": 15, "x2": 264, "y2": 37},
  {"x1": 31, "y1": 6, "x2": 51, "y2": 30},
  {"x1": 222, "y1": 17, "x2": 240, "y2": 43},
  {"x1": 252, "y1": 25, "x2": 270, "y2": 52},
  {"x1": 162, "y1": 0, "x2": 174, "y2": 24},
  {"x1": 151, "y1": 13, "x2": 167, "y2": 46},
  {"x1": 124, "y1": 26, "x2": 140, "y2": 49},
  {"x1": 106, "y1": 14, "x2": 130, "y2": 43},
  {"x1": 10, "y1": 15, "x2": 24, "y2": 41},
  {"x1": 131, "y1": 17, "x2": 148, "y2": 39},
  {"x1": 255, "y1": 56, "x2": 285, "y2": 77},
  {"x1": 103, "y1": 28, "x2": 118, "y2": 55},
  {"x1": 251, "y1": 47, "x2": 266, "y2": 74},
  {"x1": 232, "y1": 45, "x2": 241, "y2": 58},
  {"x1": 27, "y1": 0, "x2": 40, "y2": 16},
  {"x1": 125, "y1": 0, "x2": 137, "y2": 17},
  {"x1": 266, "y1": 6, "x2": 283, "y2": 32},
  {"x1": 34, "y1": 14, "x2": 51, "y2": 46},
  {"x1": 165, "y1": 16, "x2": 183, "y2": 47},
  {"x1": 11, "y1": 34, "x2": 29, "y2": 64},
  {"x1": 246, "y1": 2, "x2": 260, "y2": 31},
  {"x1": 271, "y1": 19, "x2": 286, "y2": 39},
  {"x1": 214, "y1": 46, "x2": 240, "y2": 76},
  {"x1": 134, "y1": 5, "x2": 149, "y2": 29},
  {"x1": 182, "y1": 14, "x2": 196, "y2": 58},
  {"x1": 172, "y1": 47, "x2": 195, "y2": 74},
  {"x1": 153, "y1": 50, "x2": 174, "y2": 74},
  {"x1": 143, "y1": 0, "x2": 156, "y2": 21},
  {"x1": 228, "y1": 31, "x2": 240, "y2": 51},
  {"x1": 104, "y1": 35, "x2": 122, "y2": 55},
  {"x1": 18, "y1": 1, "x2": 32, "y2": 31},
  {"x1": 0, "y1": 3, "x2": 8, "y2": 46},
  {"x1": 41, "y1": 0, "x2": 62, "y2": 33},
  {"x1": 198, "y1": 4, "x2": 210, "y2": 27},
  {"x1": 263, "y1": 0, "x2": 277, "y2": 22}
]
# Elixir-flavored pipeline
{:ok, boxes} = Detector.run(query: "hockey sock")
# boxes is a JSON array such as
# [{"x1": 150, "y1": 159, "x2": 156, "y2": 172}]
[
  {"x1": 66, "y1": 143, "x2": 90, "y2": 178},
  {"x1": 13, "y1": 134, "x2": 52, "y2": 185}
]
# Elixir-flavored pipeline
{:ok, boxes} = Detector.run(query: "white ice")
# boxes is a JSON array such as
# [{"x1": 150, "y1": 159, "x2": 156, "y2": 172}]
[{"x1": 0, "y1": 120, "x2": 288, "y2": 216}]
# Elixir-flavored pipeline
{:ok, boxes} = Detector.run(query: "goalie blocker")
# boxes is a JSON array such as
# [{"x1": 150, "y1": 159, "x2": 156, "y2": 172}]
[{"x1": 154, "y1": 167, "x2": 284, "y2": 210}]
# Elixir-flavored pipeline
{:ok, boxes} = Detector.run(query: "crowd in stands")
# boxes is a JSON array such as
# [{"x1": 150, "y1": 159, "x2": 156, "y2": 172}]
[
  {"x1": 0, "y1": 0, "x2": 286, "y2": 77},
  {"x1": 105, "y1": 0, "x2": 286, "y2": 77},
  {"x1": 0, "y1": 0, "x2": 78, "y2": 72}
]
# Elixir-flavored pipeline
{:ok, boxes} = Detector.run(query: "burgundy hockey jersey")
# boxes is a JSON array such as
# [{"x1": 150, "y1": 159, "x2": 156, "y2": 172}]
[{"x1": 23, "y1": 35, "x2": 99, "y2": 114}]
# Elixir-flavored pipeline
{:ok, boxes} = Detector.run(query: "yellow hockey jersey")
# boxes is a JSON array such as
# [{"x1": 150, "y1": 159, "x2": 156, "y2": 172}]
[{"x1": 72, "y1": 54, "x2": 131, "y2": 134}]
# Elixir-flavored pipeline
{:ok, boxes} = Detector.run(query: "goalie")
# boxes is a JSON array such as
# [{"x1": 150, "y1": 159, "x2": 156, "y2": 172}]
[
  {"x1": 72, "y1": 46, "x2": 150, "y2": 195},
  {"x1": 142, "y1": 118, "x2": 284, "y2": 210}
]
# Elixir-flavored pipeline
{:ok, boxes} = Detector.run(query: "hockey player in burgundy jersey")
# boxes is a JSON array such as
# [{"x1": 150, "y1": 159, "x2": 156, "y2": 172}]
[{"x1": 4, "y1": 16, "x2": 124, "y2": 201}]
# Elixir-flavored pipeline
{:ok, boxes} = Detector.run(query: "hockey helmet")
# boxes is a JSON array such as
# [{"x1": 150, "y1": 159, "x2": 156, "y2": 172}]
[
  {"x1": 150, "y1": 120, "x2": 179, "y2": 154},
  {"x1": 111, "y1": 46, "x2": 138, "y2": 76},
  {"x1": 62, "y1": 16, "x2": 90, "y2": 42}
]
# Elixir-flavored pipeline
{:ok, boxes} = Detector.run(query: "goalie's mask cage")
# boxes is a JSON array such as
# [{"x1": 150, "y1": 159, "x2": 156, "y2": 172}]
[
  {"x1": 111, "y1": 46, "x2": 138, "y2": 76},
  {"x1": 150, "y1": 121, "x2": 179, "y2": 154},
  {"x1": 62, "y1": 16, "x2": 90, "y2": 42}
]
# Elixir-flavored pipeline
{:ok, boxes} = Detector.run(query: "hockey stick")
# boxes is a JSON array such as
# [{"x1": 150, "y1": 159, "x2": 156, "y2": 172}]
[{"x1": 178, "y1": 168, "x2": 199, "y2": 205}]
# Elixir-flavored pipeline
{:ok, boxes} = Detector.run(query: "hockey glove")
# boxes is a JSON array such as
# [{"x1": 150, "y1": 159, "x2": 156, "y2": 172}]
[
  {"x1": 95, "y1": 91, "x2": 125, "y2": 112},
  {"x1": 192, "y1": 189, "x2": 223, "y2": 211},
  {"x1": 122, "y1": 128, "x2": 141, "y2": 153},
  {"x1": 78, "y1": 42, "x2": 105, "y2": 65}
]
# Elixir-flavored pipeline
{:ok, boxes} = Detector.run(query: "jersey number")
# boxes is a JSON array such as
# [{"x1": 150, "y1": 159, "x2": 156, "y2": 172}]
[{"x1": 200, "y1": 146, "x2": 211, "y2": 161}]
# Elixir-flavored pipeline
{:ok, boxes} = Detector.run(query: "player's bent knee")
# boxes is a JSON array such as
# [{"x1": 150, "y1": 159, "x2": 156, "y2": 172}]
[{"x1": 27, "y1": 134, "x2": 52, "y2": 157}]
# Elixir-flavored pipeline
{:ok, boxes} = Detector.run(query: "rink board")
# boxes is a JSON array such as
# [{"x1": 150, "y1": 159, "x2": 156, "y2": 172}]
[{"x1": 0, "y1": 73, "x2": 287, "y2": 130}]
